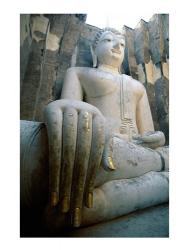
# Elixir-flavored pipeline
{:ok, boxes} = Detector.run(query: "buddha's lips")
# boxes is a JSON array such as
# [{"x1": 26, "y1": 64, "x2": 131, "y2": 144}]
[{"x1": 111, "y1": 49, "x2": 121, "y2": 54}]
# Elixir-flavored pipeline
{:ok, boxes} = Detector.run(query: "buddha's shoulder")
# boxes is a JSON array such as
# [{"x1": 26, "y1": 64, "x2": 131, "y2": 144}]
[
  {"x1": 122, "y1": 74, "x2": 145, "y2": 94},
  {"x1": 66, "y1": 66, "x2": 95, "y2": 76}
]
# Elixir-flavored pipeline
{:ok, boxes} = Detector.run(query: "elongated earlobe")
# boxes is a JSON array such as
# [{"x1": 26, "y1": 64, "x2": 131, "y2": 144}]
[{"x1": 90, "y1": 45, "x2": 97, "y2": 68}]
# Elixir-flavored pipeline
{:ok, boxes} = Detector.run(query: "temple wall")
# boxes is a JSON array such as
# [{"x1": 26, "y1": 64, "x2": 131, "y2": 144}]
[{"x1": 20, "y1": 14, "x2": 169, "y2": 143}]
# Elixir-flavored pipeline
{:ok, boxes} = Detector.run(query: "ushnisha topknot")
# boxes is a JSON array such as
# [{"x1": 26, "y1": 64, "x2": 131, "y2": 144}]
[{"x1": 92, "y1": 27, "x2": 124, "y2": 49}]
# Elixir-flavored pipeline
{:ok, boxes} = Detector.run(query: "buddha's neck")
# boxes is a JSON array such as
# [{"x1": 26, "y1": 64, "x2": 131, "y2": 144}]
[{"x1": 98, "y1": 64, "x2": 120, "y2": 75}]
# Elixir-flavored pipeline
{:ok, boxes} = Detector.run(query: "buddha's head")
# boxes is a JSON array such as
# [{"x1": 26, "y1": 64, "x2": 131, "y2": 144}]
[{"x1": 91, "y1": 27, "x2": 125, "y2": 71}]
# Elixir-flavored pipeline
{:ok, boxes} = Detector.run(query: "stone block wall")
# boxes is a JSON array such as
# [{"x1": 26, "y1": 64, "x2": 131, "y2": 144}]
[{"x1": 20, "y1": 14, "x2": 169, "y2": 143}]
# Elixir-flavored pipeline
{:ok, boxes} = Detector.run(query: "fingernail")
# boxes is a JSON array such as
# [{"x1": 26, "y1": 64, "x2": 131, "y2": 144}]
[
  {"x1": 61, "y1": 196, "x2": 69, "y2": 213},
  {"x1": 83, "y1": 112, "x2": 89, "y2": 118},
  {"x1": 73, "y1": 208, "x2": 81, "y2": 227},
  {"x1": 51, "y1": 192, "x2": 58, "y2": 206},
  {"x1": 86, "y1": 192, "x2": 93, "y2": 208},
  {"x1": 108, "y1": 156, "x2": 116, "y2": 170}
]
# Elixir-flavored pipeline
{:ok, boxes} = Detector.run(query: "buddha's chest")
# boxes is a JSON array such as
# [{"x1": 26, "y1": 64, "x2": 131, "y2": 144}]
[
  {"x1": 82, "y1": 70, "x2": 120, "y2": 98},
  {"x1": 82, "y1": 72, "x2": 136, "y2": 115},
  {"x1": 82, "y1": 72, "x2": 138, "y2": 135}
]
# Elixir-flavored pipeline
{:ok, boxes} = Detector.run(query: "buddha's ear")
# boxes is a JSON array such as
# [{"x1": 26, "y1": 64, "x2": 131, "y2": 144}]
[{"x1": 90, "y1": 45, "x2": 97, "y2": 68}]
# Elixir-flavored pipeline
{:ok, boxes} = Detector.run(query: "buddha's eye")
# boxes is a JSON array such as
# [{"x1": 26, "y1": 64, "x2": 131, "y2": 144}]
[
  {"x1": 120, "y1": 43, "x2": 125, "y2": 47},
  {"x1": 103, "y1": 37, "x2": 113, "y2": 42}
]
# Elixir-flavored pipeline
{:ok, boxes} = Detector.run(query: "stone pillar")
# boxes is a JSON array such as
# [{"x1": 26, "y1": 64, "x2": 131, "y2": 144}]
[
  {"x1": 20, "y1": 15, "x2": 49, "y2": 121},
  {"x1": 50, "y1": 14, "x2": 87, "y2": 101},
  {"x1": 147, "y1": 14, "x2": 169, "y2": 144},
  {"x1": 20, "y1": 14, "x2": 32, "y2": 89},
  {"x1": 20, "y1": 14, "x2": 87, "y2": 122},
  {"x1": 123, "y1": 26, "x2": 139, "y2": 80},
  {"x1": 76, "y1": 24, "x2": 101, "y2": 67}
]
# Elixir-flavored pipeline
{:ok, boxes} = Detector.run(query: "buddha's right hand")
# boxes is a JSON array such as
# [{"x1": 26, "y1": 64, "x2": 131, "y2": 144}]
[
  {"x1": 132, "y1": 131, "x2": 165, "y2": 149},
  {"x1": 44, "y1": 99, "x2": 105, "y2": 227}
]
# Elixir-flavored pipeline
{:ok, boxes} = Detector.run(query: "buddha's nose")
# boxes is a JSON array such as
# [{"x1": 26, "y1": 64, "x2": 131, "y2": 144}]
[{"x1": 113, "y1": 40, "x2": 120, "y2": 49}]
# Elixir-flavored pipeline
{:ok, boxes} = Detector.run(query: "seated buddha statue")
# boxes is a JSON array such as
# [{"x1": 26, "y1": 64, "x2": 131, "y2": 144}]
[{"x1": 44, "y1": 27, "x2": 169, "y2": 228}]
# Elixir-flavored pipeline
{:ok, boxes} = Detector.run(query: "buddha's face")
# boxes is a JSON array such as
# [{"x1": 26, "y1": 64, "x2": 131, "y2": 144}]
[{"x1": 95, "y1": 31, "x2": 125, "y2": 68}]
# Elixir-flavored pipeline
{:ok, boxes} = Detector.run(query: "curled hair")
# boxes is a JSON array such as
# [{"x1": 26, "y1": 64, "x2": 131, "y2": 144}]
[{"x1": 93, "y1": 27, "x2": 124, "y2": 49}]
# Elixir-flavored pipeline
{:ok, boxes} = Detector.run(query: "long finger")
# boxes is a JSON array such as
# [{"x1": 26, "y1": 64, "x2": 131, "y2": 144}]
[
  {"x1": 44, "y1": 105, "x2": 63, "y2": 207},
  {"x1": 84, "y1": 114, "x2": 105, "y2": 208},
  {"x1": 71, "y1": 111, "x2": 92, "y2": 227},
  {"x1": 60, "y1": 107, "x2": 78, "y2": 213}
]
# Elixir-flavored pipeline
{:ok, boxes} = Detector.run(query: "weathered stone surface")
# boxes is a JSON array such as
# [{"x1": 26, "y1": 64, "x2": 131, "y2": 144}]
[
  {"x1": 123, "y1": 26, "x2": 138, "y2": 80},
  {"x1": 20, "y1": 14, "x2": 32, "y2": 89},
  {"x1": 155, "y1": 76, "x2": 169, "y2": 143},
  {"x1": 20, "y1": 120, "x2": 49, "y2": 209},
  {"x1": 162, "y1": 59, "x2": 169, "y2": 80},
  {"x1": 20, "y1": 15, "x2": 49, "y2": 120},
  {"x1": 122, "y1": 45, "x2": 130, "y2": 75},
  {"x1": 148, "y1": 14, "x2": 164, "y2": 65},
  {"x1": 20, "y1": 14, "x2": 86, "y2": 121},
  {"x1": 161, "y1": 14, "x2": 169, "y2": 61},
  {"x1": 134, "y1": 20, "x2": 150, "y2": 65},
  {"x1": 33, "y1": 15, "x2": 68, "y2": 120},
  {"x1": 21, "y1": 202, "x2": 169, "y2": 237},
  {"x1": 53, "y1": 15, "x2": 86, "y2": 100},
  {"x1": 20, "y1": 39, "x2": 46, "y2": 120},
  {"x1": 76, "y1": 37, "x2": 93, "y2": 67},
  {"x1": 76, "y1": 24, "x2": 100, "y2": 67},
  {"x1": 68, "y1": 203, "x2": 169, "y2": 237},
  {"x1": 134, "y1": 20, "x2": 149, "y2": 86}
]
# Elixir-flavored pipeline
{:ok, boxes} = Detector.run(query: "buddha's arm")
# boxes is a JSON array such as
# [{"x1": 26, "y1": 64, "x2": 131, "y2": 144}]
[
  {"x1": 61, "y1": 67, "x2": 83, "y2": 100},
  {"x1": 136, "y1": 88, "x2": 154, "y2": 134},
  {"x1": 134, "y1": 88, "x2": 165, "y2": 148},
  {"x1": 44, "y1": 67, "x2": 106, "y2": 227}
]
